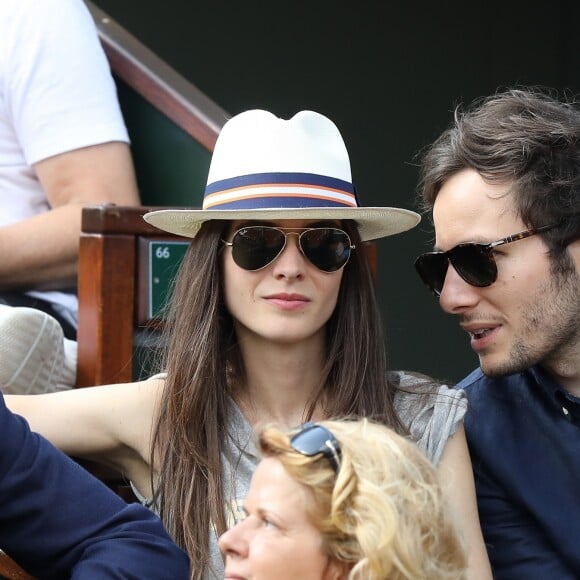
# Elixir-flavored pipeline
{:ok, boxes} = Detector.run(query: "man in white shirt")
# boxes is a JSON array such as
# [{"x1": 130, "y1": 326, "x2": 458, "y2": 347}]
[{"x1": 0, "y1": 0, "x2": 140, "y2": 393}]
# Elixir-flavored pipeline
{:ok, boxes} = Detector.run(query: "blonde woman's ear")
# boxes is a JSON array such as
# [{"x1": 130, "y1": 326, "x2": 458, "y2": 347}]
[{"x1": 323, "y1": 558, "x2": 350, "y2": 580}]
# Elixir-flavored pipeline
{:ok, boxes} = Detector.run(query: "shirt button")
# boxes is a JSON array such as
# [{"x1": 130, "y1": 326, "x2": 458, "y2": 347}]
[{"x1": 562, "y1": 407, "x2": 569, "y2": 416}]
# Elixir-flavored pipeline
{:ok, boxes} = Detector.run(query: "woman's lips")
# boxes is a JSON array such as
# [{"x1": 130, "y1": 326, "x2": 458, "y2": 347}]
[{"x1": 264, "y1": 293, "x2": 310, "y2": 311}]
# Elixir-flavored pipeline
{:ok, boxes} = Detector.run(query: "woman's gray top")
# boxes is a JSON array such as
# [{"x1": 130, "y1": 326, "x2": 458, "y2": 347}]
[{"x1": 134, "y1": 371, "x2": 467, "y2": 579}]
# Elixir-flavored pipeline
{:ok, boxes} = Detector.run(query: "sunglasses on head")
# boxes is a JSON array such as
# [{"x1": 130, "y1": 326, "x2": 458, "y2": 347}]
[
  {"x1": 290, "y1": 422, "x2": 342, "y2": 473},
  {"x1": 222, "y1": 225, "x2": 355, "y2": 273},
  {"x1": 414, "y1": 223, "x2": 558, "y2": 297}
]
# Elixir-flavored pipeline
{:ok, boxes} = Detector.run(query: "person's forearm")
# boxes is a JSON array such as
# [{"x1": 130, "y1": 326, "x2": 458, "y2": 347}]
[
  {"x1": 1, "y1": 140, "x2": 140, "y2": 290},
  {"x1": 0, "y1": 142, "x2": 139, "y2": 290},
  {"x1": 0, "y1": 204, "x2": 82, "y2": 290}
]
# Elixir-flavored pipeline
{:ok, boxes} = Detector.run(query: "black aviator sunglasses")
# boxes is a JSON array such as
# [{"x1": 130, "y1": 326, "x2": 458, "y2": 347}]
[
  {"x1": 414, "y1": 223, "x2": 559, "y2": 296},
  {"x1": 222, "y1": 225, "x2": 355, "y2": 273},
  {"x1": 290, "y1": 422, "x2": 342, "y2": 473}
]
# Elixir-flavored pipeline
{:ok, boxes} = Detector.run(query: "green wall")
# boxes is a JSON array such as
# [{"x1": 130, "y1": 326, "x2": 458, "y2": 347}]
[
  {"x1": 93, "y1": 0, "x2": 580, "y2": 384},
  {"x1": 115, "y1": 84, "x2": 212, "y2": 207}
]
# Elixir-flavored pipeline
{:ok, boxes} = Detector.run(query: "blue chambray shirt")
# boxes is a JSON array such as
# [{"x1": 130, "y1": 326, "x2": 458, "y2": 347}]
[{"x1": 457, "y1": 366, "x2": 580, "y2": 579}]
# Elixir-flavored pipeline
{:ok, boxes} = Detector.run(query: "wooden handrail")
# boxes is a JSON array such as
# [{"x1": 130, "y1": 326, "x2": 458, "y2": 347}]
[
  {"x1": 81, "y1": 204, "x2": 172, "y2": 235},
  {"x1": 0, "y1": 550, "x2": 34, "y2": 580},
  {"x1": 85, "y1": 1, "x2": 229, "y2": 151}
]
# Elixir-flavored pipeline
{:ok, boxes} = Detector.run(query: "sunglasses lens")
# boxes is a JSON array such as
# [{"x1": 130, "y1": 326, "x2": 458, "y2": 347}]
[
  {"x1": 415, "y1": 244, "x2": 499, "y2": 295},
  {"x1": 450, "y1": 244, "x2": 497, "y2": 287},
  {"x1": 231, "y1": 227, "x2": 286, "y2": 270},
  {"x1": 301, "y1": 228, "x2": 352, "y2": 272},
  {"x1": 290, "y1": 423, "x2": 341, "y2": 472},
  {"x1": 414, "y1": 253, "x2": 449, "y2": 296}
]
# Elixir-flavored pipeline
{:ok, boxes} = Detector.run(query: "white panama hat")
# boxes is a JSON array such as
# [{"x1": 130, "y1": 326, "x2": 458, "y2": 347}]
[{"x1": 144, "y1": 109, "x2": 420, "y2": 241}]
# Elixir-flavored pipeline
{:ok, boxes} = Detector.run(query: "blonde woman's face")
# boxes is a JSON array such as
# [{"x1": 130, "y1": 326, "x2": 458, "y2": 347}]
[{"x1": 219, "y1": 457, "x2": 344, "y2": 580}]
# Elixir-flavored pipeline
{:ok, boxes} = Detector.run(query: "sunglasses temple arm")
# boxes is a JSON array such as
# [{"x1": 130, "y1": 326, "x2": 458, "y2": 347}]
[{"x1": 325, "y1": 441, "x2": 341, "y2": 472}]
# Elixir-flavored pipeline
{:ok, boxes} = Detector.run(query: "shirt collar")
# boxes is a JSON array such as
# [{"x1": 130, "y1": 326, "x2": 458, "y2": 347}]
[{"x1": 530, "y1": 365, "x2": 580, "y2": 426}]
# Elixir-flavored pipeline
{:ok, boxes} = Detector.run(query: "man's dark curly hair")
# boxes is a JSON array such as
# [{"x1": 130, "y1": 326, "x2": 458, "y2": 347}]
[{"x1": 418, "y1": 88, "x2": 579, "y2": 269}]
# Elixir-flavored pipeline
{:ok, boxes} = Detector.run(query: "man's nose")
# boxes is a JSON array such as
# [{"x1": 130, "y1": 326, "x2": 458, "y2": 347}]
[{"x1": 439, "y1": 263, "x2": 481, "y2": 314}]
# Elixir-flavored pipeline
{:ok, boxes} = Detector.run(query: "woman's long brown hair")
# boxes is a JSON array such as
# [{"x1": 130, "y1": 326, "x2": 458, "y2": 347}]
[{"x1": 151, "y1": 219, "x2": 404, "y2": 578}]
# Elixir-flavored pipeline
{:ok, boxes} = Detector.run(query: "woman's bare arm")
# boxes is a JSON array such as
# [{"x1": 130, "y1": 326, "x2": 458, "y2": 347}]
[
  {"x1": 438, "y1": 424, "x2": 493, "y2": 580},
  {"x1": 5, "y1": 379, "x2": 163, "y2": 493}
]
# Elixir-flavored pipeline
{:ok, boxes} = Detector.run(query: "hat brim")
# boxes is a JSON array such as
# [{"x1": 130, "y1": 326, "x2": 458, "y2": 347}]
[{"x1": 143, "y1": 207, "x2": 420, "y2": 242}]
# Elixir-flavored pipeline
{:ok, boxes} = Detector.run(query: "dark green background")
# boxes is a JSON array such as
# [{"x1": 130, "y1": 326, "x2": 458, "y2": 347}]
[{"x1": 93, "y1": 0, "x2": 580, "y2": 384}]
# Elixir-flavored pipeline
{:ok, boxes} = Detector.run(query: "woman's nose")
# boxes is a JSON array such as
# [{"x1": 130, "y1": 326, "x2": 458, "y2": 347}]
[
  {"x1": 272, "y1": 233, "x2": 306, "y2": 279},
  {"x1": 218, "y1": 520, "x2": 249, "y2": 559}
]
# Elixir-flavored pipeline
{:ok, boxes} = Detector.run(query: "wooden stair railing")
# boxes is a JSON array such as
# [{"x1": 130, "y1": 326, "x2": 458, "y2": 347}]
[
  {"x1": 0, "y1": 550, "x2": 34, "y2": 580},
  {"x1": 86, "y1": 1, "x2": 229, "y2": 148}
]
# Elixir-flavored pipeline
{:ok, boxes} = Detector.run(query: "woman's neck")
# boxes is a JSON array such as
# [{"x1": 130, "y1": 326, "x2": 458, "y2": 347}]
[{"x1": 233, "y1": 334, "x2": 327, "y2": 429}]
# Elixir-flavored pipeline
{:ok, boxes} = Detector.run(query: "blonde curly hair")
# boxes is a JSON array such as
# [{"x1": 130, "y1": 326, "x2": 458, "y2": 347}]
[{"x1": 259, "y1": 419, "x2": 467, "y2": 580}]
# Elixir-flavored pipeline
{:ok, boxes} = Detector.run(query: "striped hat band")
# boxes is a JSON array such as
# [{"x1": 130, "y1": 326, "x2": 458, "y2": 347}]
[{"x1": 203, "y1": 172, "x2": 358, "y2": 210}]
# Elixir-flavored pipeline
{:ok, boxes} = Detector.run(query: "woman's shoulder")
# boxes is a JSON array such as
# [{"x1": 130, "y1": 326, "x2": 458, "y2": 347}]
[
  {"x1": 392, "y1": 370, "x2": 467, "y2": 465},
  {"x1": 392, "y1": 369, "x2": 465, "y2": 397}
]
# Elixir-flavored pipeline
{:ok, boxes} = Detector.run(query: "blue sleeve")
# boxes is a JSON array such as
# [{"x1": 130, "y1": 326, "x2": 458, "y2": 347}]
[{"x1": 0, "y1": 394, "x2": 189, "y2": 579}]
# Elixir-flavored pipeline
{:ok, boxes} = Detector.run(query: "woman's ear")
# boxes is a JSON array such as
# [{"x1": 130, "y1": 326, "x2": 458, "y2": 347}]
[{"x1": 323, "y1": 558, "x2": 350, "y2": 580}]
